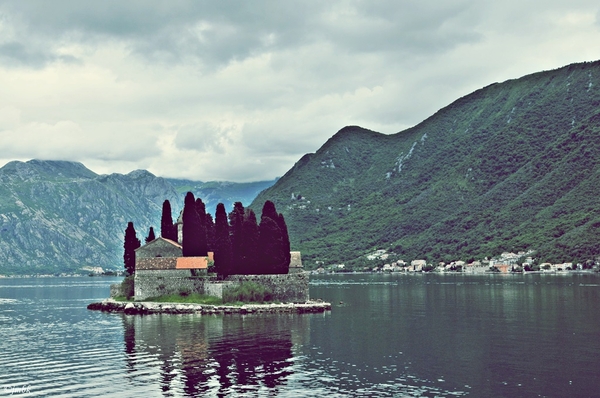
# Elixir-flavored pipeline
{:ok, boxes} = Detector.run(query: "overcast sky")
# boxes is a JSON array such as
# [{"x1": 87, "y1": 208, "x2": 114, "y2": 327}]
[{"x1": 1, "y1": 1, "x2": 599, "y2": 182}]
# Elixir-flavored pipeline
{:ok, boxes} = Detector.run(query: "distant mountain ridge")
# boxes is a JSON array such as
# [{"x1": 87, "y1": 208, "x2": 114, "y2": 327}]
[
  {"x1": 0, "y1": 160, "x2": 275, "y2": 275},
  {"x1": 252, "y1": 60, "x2": 600, "y2": 269}
]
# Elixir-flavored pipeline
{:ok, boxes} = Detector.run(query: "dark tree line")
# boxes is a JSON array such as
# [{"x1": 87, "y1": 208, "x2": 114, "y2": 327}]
[
  {"x1": 125, "y1": 193, "x2": 290, "y2": 277},
  {"x1": 221, "y1": 200, "x2": 291, "y2": 276}
]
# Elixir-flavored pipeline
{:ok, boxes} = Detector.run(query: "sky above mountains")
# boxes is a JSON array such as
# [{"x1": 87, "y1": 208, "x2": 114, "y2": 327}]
[{"x1": 1, "y1": 1, "x2": 599, "y2": 182}]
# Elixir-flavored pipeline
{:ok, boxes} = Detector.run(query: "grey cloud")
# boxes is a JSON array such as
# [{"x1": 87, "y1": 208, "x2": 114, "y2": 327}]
[
  {"x1": 0, "y1": 41, "x2": 80, "y2": 68},
  {"x1": 173, "y1": 123, "x2": 231, "y2": 153},
  {"x1": 0, "y1": 1, "x2": 482, "y2": 69}
]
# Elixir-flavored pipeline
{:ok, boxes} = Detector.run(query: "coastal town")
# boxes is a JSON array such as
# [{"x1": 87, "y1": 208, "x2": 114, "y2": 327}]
[{"x1": 315, "y1": 250, "x2": 599, "y2": 274}]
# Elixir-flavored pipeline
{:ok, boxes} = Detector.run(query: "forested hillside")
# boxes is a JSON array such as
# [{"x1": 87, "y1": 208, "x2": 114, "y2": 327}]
[{"x1": 252, "y1": 61, "x2": 600, "y2": 269}]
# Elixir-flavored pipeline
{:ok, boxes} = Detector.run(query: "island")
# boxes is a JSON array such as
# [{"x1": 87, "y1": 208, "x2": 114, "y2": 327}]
[{"x1": 88, "y1": 192, "x2": 331, "y2": 315}]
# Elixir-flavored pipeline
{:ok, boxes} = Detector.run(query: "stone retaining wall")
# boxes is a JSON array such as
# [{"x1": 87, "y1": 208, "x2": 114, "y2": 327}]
[
  {"x1": 134, "y1": 269, "x2": 204, "y2": 300},
  {"x1": 133, "y1": 271, "x2": 309, "y2": 303},
  {"x1": 225, "y1": 274, "x2": 309, "y2": 303},
  {"x1": 110, "y1": 283, "x2": 123, "y2": 298}
]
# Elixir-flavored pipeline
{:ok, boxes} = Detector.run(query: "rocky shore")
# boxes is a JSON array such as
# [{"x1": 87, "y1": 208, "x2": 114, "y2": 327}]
[{"x1": 87, "y1": 299, "x2": 331, "y2": 315}]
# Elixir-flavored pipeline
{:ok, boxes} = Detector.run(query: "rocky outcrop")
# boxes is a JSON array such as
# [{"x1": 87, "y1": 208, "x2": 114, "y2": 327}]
[{"x1": 87, "y1": 298, "x2": 331, "y2": 315}]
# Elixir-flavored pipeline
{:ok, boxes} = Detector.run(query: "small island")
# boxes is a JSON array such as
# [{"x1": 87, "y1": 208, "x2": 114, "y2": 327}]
[{"x1": 88, "y1": 192, "x2": 330, "y2": 315}]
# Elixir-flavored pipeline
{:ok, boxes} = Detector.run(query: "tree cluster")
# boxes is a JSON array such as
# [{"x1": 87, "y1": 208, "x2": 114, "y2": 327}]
[
  {"x1": 125, "y1": 193, "x2": 290, "y2": 277},
  {"x1": 220, "y1": 200, "x2": 290, "y2": 276}
]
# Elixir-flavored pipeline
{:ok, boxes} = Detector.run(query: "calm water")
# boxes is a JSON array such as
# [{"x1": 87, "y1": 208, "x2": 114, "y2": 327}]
[{"x1": 1, "y1": 274, "x2": 600, "y2": 397}]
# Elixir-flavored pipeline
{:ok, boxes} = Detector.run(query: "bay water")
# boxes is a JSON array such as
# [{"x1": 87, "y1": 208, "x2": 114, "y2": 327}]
[{"x1": 1, "y1": 273, "x2": 599, "y2": 397}]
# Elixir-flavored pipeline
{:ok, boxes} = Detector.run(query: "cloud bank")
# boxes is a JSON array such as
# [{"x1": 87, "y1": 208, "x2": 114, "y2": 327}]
[{"x1": 0, "y1": 0, "x2": 599, "y2": 181}]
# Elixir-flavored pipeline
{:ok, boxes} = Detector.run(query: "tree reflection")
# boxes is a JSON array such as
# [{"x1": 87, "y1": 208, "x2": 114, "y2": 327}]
[
  {"x1": 122, "y1": 315, "x2": 136, "y2": 375},
  {"x1": 122, "y1": 314, "x2": 300, "y2": 396},
  {"x1": 205, "y1": 329, "x2": 293, "y2": 395}
]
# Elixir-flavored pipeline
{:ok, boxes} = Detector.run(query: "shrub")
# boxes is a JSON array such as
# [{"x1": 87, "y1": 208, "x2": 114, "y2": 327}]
[
  {"x1": 121, "y1": 276, "x2": 135, "y2": 300},
  {"x1": 222, "y1": 282, "x2": 273, "y2": 304}
]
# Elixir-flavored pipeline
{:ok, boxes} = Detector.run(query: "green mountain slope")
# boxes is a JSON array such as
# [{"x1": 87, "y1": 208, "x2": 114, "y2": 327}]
[{"x1": 252, "y1": 60, "x2": 600, "y2": 269}]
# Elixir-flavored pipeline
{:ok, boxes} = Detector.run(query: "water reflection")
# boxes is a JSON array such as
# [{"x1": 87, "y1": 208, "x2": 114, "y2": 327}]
[{"x1": 122, "y1": 313, "x2": 307, "y2": 396}]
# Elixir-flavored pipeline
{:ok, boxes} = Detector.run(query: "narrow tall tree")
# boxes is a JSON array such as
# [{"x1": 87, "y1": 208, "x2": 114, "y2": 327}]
[
  {"x1": 214, "y1": 203, "x2": 232, "y2": 278},
  {"x1": 124, "y1": 221, "x2": 141, "y2": 276},
  {"x1": 259, "y1": 200, "x2": 290, "y2": 274},
  {"x1": 259, "y1": 215, "x2": 284, "y2": 274},
  {"x1": 205, "y1": 212, "x2": 215, "y2": 252},
  {"x1": 277, "y1": 213, "x2": 291, "y2": 273},
  {"x1": 194, "y1": 198, "x2": 208, "y2": 255},
  {"x1": 182, "y1": 192, "x2": 207, "y2": 256},
  {"x1": 240, "y1": 208, "x2": 260, "y2": 274},
  {"x1": 145, "y1": 226, "x2": 156, "y2": 244},
  {"x1": 228, "y1": 202, "x2": 245, "y2": 270},
  {"x1": 161, "y1": 200, "x2": 177, "y2": 241}
]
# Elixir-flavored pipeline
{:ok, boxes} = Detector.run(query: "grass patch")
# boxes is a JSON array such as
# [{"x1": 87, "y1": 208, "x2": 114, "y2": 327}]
[
  {"x1": 222, "y1": 282, "x2": 273, "y2": 304},
  {"x1": 113, "y1": 295, "x2": 132, "y2": 302},
  {"x1": 143, "y1": 293, "x2": 223, "y2": 305}
]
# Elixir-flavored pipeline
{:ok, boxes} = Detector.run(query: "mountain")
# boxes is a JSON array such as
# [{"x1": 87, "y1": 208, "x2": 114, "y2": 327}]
[
  {"x1": 0, "y1": 160, "x2": 275, "y2": 275},
  {"x1": 251, "y1": 60, "x2": 600, "y2": 270},
  {"x1": 167, "y1": 178, "x2": 278, "y2": 216}
]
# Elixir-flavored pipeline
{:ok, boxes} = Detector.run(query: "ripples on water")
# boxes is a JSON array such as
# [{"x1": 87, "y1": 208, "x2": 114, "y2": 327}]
[{"x1": 1, "y1": 274, "x2": 600, "y2": 397}]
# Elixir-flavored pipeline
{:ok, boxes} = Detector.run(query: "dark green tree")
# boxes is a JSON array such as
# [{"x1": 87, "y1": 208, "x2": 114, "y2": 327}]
[
  {"x1": 205, "y1": 212, "x2": 215, "y2": 252},
  {"x1": 214, "y1": 203, "x2": 233, "y2": 278},
  {"x1": 145, "y1": 226, "x2": 156, "y2": 244},
  {"x1": 182, "y1": 192, "x2": 207, "y2": 257},
  {"x1": 123, "y1": 221, "x2": 141, "y2": 276},
  {"x1": 229, "y1": 202, "x2": 245, "y2": 269},
  {"x1": 258, "y1": 201, "x2": 290, "y2": 274},
  {"x1": 259, "y1": 215, "x2": 284, "y2": 274},
  {"x1": 277, "y1": 213, "x2": 291, "y2": 273},
  {"x1": 194, "y1": 198, "x2": 208, "y2": 255},
  {"x1": 160, "y1": 200, "x2": 177, "y2": 241},
  {"x1": 239, "y1": 208, "x2": 260, "y2": 274}
]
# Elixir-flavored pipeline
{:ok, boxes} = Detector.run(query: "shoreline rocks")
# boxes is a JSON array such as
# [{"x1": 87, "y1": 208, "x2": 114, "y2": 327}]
[{"x1": 87, "y1": 299, "x2": 331, "y2": 315}]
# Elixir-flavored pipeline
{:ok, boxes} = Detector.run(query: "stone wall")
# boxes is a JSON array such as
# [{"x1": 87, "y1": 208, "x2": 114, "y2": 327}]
[
  {"x1": 134, "y1": 269, "x2": 204, "y2": 300},
  {"x1": 136, "y1": 257, "x2": 178, "y2": 270},
  {"x1": 136, "y1": 237, "x2": 182, "y2": 259},
  {"x1": 133, "y1": 271, "x2": 309, "y2": 303},
  {"x1": 110, "y1": 283, "x2": 123, "y2": 298},
  {"x1": 224, "y1": 274, "x2": 309, "y2": 303}
]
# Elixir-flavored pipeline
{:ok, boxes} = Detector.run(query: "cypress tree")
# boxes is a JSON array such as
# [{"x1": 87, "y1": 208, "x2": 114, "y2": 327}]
[
  {"x1": 145, "y1": 226, "x2": 156, "y2": 244},
  {"x1": 261, "y1": 200, "x2": 279, "y2": 222},
  {"x1": 259, "y1": 200, "x2": 290, "y2": 274},
  {"x1": 123, "y1": 221, "x2": 141, "y2": 276},
  {"x1": 259, "y1": 215, "x2": 284, "y2": 274},
  {"x1": 205, "y1": 212, "x2": 215, "y2": 252},
  {"x1": 161, "y1": 200, "x2": 177, "y2": 241},
  {"x1": 182, "y1": 192, "x2": 206, "y2": 256},
  {"x1": 195, "y1": 198, "x2": 208, "y2": 256},
  {"x1": 214, "y1": 203, "x2": 233, "y2": 278},
  {"x1": 240, "y1": 208, "x2": 260, "y2": 274},
  {"x1": 228, "y1": 202, "x2": 245, "y2": 272},
  {"x1": 277, "y1": 213, "x2": 291, "y2": 273}
]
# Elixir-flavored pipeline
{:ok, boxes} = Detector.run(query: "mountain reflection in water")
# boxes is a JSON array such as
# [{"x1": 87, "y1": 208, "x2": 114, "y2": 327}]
[{"x1": 121, "y1": 313, "x2": 302, "y2": 396}]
